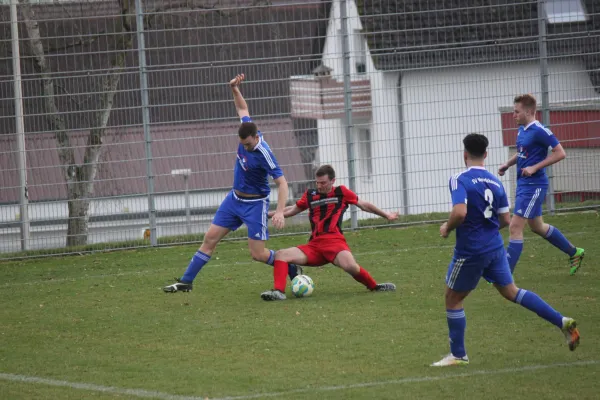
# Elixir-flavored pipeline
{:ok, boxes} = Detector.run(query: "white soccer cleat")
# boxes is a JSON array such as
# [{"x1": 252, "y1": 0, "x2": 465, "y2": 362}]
[
  {"x1": 431, "y1": 353, "x2": 469, "y2": 367},
  {"x1": 561, "y1": 317, "x2": 580, "y2": 351},
  {"x1": 261, "y1": 289, "x2": 286, "y2": 301}
]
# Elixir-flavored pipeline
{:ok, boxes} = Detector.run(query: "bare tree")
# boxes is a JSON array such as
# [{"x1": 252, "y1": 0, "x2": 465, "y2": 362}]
[
  {"x1": 19, "y1": 0, "x2": 133, "y2": 247},
  {"x1": 18, "y1": 0, "x2": 272, "y2": 248}
]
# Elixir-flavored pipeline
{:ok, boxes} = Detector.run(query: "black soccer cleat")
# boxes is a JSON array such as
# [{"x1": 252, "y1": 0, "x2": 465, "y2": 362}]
[
  {"x1": 163, "y1": 278, "x2": 193, "y2": 293},
  {"x1": 288, "y1": 263, "x2": 303, "y2": 280},
  {"x1": 373, "y1": 282, "x2": 396, "y2": 292}
]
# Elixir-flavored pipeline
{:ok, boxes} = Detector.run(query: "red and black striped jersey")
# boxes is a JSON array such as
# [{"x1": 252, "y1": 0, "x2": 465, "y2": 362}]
[{"x1": 296, "y1": 185, "x2": 358, "y2": 240}]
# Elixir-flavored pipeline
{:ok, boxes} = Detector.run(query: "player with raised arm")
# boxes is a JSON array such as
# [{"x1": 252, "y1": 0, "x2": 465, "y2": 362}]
[
  {"x1": 432, "y1": 133, "x2": 580, "y2": 367},
  {"x1": 499, "y1": 94, "x2": 584, "y2": 275},
  {"x1": 260, "y1": 165, "x2": 398, "y2": 301},
  {"x1": 163, "y1": 74, "x2": 300, "y2": 293}
]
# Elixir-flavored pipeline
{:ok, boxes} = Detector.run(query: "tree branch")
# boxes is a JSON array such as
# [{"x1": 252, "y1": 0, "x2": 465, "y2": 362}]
[
  {"x1": 19, "y1": 0, "x2": 76, "y2": 181},
  {"x1": 81, "y1": 0, "x2": 134, "y2": 187}
]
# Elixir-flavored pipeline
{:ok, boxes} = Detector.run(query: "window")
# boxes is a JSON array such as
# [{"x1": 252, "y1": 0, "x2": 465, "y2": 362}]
[
  {"x1": 357, "y1": 128, "x2": 373, "y2": 178},
  {"x1": 544, "y1": 0, "x2": 587, "y2": 23},
  {"x1": 353, "y1": 30, "x2": 367, "y2": 74}
]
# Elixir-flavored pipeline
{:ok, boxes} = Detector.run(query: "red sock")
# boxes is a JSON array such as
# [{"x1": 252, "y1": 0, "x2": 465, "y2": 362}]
[
  {"x1": 273, "y1": 260, "x2": 288, "y2": 292},
  {"x1": 352, "y1": 266, "x2": 377, "y2": 290}
]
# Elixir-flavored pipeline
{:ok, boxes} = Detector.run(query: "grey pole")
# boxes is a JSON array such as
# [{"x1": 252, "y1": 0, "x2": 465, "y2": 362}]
[
  {"x1": 397, "y1": 76, "x2": 409, "y2": 216},
  {"x1": 135, "y1": 0, "x2": 157, "y2": 245},
  {"x1": 184, "y1": 175, "x2": 191, "y2": 235},
  {"x1": 10, "y1": 0, "x2": 30, "y2": 250},
  {"x1": 340, "y1": 0, "x2": 357, "y2": 229},
  {"x1": 538, "y1": 0, "x2": 555, "y2": 215}
]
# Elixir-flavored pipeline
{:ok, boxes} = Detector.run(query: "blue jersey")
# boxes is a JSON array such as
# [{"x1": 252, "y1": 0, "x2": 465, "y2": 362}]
[
  {"x1": 233, "y1": 116, "x2": 283, "y2": 196},
  {"x1": 449, "y1": 167, "x2": 510, "y2": 257},
  {"x1": 516, "y1": 120, "x2": 560, "y2": 187}
]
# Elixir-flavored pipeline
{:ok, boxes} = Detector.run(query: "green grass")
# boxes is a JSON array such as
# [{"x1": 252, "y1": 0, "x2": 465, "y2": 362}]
[{"x1": 0, "y1": 211, "x2": 598, "y2": 399}]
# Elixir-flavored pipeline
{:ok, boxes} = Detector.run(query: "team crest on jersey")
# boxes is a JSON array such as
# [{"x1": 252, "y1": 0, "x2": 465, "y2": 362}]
[
  {"x1": 237, "y1": 153, "x2": 249, "y2": 171},
  {"x1": 517, "y1": 146, "x2": 528, "y2": 159}
]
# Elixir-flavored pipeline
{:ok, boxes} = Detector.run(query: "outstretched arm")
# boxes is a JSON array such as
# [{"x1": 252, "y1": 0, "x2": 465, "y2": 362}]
[
  {"x1": 230, "y1": 73, "x2": 250, "y2": 119},
  {"x1": 268, "y1": 204, "x2": 304, "y2": 219},
  {"x1": 356, "y1": 200, "x2": 399, "y2": 221}
]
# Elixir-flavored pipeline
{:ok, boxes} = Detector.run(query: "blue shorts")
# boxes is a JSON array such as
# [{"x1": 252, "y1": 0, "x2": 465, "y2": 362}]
[
  {"x1": 212, "y1": 191, "x2": 270, "y2": 240},
  {"x1": 446, "y1": 247, "x2": 513, "y2": 292},
  {"x1": 514, "y1": 186, "x2": 546, "y2": 219}
]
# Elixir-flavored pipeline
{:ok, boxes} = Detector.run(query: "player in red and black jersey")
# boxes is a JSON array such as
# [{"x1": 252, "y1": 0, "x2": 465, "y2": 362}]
[{"x1": 261, "y1": 165, "x2": 399, "y2": 301}]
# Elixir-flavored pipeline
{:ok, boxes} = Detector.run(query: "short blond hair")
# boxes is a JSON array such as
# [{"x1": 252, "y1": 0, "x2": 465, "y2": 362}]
[{"x1": 514, "y1": 94, "x2": 537, "y2": 111}]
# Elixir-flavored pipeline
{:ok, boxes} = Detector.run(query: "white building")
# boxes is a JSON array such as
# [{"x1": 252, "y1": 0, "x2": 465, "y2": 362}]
[{"x1": 290, "y1": 0, "x2": 600, "y2": 215}]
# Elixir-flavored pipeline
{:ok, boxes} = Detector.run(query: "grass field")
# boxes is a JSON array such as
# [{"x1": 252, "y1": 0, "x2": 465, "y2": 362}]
[{"x1": 0, "y1": 211, "x2": 598, "y2": 399}]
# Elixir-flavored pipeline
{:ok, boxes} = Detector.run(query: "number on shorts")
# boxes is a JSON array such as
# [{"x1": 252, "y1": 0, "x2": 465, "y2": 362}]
[{"x1": 484, "y1": 189, "x2": 494, "y2": 219}]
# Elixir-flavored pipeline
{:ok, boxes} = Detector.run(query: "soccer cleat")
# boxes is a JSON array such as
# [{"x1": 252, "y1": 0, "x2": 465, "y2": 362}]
[
  {"x1": 373, "y1": 282, "x2": 396, "y2": 292},
  {"x1": 431, "y1": 354, "x2": 470, "y2": 367},
  {"x1": 288, "y1": 264, "x2": 303, "y2": 280},
  {"x1": 569, "y1": 248, "x2": 585, "y2": 275},
  {"x1": 163, "y1": 278, "x2": 193, "y2": 293},
  {"x1": 260, "y1": 289, "x2": 286, "y2": 301},
  {"x1": 561, "y1": 317, "x2": 580, "y2": 351}
]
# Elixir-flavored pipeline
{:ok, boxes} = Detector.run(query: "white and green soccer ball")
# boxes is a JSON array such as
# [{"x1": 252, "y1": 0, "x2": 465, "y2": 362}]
[{"x1": 291, "y1": 275, "x2": 314, "y2": 298}]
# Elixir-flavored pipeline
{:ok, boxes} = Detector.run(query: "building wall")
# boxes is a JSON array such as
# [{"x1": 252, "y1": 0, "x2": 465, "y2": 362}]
[
  {"x1": 314, "y1": 0, "x2": 404, "y2": 218},
  {"x1": 401, "y1": 60, "x2": 599, "y2": 214}
]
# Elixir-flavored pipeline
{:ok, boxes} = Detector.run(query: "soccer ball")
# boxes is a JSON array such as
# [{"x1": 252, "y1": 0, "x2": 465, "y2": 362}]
[{"x1": 291, "y1": 275, "x2": 314, "y2": 298}]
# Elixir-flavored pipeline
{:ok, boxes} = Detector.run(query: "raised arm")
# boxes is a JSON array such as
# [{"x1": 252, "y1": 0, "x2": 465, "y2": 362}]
[
  {"x1": 356, "y1": 199, "x2": 399, "y2": 221},
  {"x1": 230, "y1": 73, "x2": 250, "y2": 119}
]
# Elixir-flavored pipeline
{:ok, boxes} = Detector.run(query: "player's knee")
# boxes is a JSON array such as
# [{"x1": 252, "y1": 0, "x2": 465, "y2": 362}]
[
  {"x1": 250, "y1": 250, "x2": 266, "y2": 263},
  {"x1": 274, "y1": 249, "x2": 292, "y2": 262},
  {"x1": 508, "y1": 221, "x2": 524, "y2": 238}
]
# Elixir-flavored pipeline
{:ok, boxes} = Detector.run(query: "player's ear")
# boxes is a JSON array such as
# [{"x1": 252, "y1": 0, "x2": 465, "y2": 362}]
[{"x1": 484, "y1": 151, "x2": 488, "y2": 160}]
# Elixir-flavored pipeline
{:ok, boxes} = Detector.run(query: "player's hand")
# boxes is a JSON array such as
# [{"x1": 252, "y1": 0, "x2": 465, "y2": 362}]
[
  {"x1": 267, "y1": 210, "x2": 275, "y2": 219},
  {"x1": 521, "y1": 166, "x2": 537, "y2": 177},
  {"x1": 498, "y1": 164, "x2": 508, "y2": 176},
  {"x1": 386, "y1": 211, "x2": 399, "y2": 221},
  {"x1": 439, "y1": 222, "x2": 450, "y2": 238},
  {"x1": 271, "y1": 211, "x2": 285, "y2": 229},
  {"x1": 229, "y1": 73, "x2": 245, "y2": 88}
]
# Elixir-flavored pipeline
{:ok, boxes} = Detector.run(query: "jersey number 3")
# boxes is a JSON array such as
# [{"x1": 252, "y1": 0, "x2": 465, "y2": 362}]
[{"x1": 484, "y1": 189, "x2": 494, "y2": 219}]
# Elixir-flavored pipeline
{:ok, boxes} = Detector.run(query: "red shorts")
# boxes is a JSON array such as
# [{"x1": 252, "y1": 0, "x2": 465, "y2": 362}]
[{"x1": 297, "y1": 234, "x2": 350, "y2": 266}]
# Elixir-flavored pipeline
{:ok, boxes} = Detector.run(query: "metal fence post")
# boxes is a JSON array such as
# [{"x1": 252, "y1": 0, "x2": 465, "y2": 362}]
[
  {"x1": 10, "y1": 0, "x2": 30, "y2": 251},
  {"x1": 135, "y1": 0, "x2": 157, "y2": 245},
  {"x1": 538, "y1": 0, "x2": 555, "y2": 215},
  {"x1": 340, "y1": 0, "x2": 357, "y2": 229}
]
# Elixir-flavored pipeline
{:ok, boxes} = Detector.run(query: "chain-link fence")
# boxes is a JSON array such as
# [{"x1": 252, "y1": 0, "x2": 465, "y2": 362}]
[{"x1": 1, "y1": 0, "x2": 599, "y2": 258}]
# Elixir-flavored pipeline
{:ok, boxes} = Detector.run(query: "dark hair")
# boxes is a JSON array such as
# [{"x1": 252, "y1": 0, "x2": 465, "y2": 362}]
[
  {"x1": 238, "y1": 122, "x2": 258, "y2": 139},
  {"x1": 463, "y1": 133, "x2": 489, "y2": 158},
  {"x1": 315, "y1": 164, "x2": 335, "y2": 180},
  {"x1": 514, "y1": 93, "x2": 537, "y2": 111}
]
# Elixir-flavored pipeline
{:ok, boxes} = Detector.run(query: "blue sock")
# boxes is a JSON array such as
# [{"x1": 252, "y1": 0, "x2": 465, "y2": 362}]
[
  {"x1": 181, "y1": 251, "x2": 211, "y2": 283},
  {"x1": 446, "y1": 309, "x2": 467, "y2": 358},
  {"x1": 265, "y1": 249, "x2": 299, "y2": 280},
  {"x1": 544, "y1": 225, "x2": 576, "y2": 257},
  {"x1": 265, "y1": 250, "x2": 276, "y2": 266},
  {"x1": 514, "y1": 289, "x2": 563, "y2": 328},
  {"x1": 506, "y1": 239, "x2": 523, "y2": 274}
]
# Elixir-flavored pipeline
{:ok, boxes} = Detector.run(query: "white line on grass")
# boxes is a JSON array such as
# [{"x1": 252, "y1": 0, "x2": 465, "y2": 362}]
[
  {"x1": 0, "y1": 230, "x2": 592, "y2": 289},
  {"x1": 0, "y1": 360, "x2": 597, "y2": 400}
]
